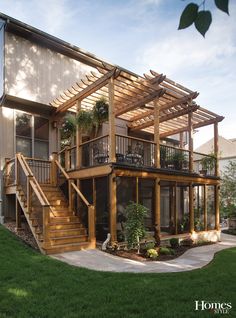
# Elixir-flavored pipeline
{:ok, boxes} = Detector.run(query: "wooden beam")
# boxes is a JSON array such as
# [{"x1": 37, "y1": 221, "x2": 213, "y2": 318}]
[
  {"x1": 55, "y1": 68, "x2": 117, "y2": 113},
  {"x1": 109, "y1": 77, "x2": 116, "y2": 162},
  {"x1": 189, "y1": 183, "x2": 194, "y2": 233},
  {"x1": 214, "y1": 122, "x2": 219, "y2": 177},
  {"x1": 215, "y1": 185, "x2": 220, "y2": 231},
  {"x1": 76, "y1": 100, "x2": 82, "y2": 168},
  {"x1": 128, "y1": 92, "x2": 198, "y2": 122},
  {"x1": 153, "y1": 99, "x2": 160, "y2": 168},
  {"x1": 160, "y1": 116, "x2": 224, "y2": 138},
  {"x1": 116, "y1": 88, "x2": 165, "y2": 116},
  {"x1": 130, "y1": 105, "x2": 199, "y2": 131},
  {"x1": 188, "y1": 112, "x2": 193, "y2": 172}
]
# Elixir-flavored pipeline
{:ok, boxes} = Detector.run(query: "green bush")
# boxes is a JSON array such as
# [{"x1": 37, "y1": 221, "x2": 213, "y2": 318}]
[
  {"x1": 146, "y1": 248, "x2": 158, "y2": 259},
  {"x1": 142, "y1": 242, "x2": 155, "y2": 252},
  {"x1": 181, "y1": 238, "x2": 194, "y2": 246},
  {"x1": 169, "y1": 238, "x2": 179, "y2": 248},
  {"x1": 124, "y1": 202, "x2": 148, "y2": 250},
  {"x1": 159, "y1": 247, "x2": 175, "y2": 255}
]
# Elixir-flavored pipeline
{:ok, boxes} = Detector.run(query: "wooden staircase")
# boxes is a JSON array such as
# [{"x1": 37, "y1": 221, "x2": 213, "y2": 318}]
[{"x1": 11, "y1": 153, "x2": 96, "y2": 255}]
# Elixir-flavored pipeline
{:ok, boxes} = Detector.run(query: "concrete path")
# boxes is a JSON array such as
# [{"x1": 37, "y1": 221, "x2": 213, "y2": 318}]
[{"x1": 51, "y1": 233, "x2": 236, "y2": 273}]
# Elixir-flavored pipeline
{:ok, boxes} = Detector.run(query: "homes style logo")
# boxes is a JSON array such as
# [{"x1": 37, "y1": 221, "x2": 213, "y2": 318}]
[{"x1": 195, "y1": 300, "x2": 232, "y2": 314}]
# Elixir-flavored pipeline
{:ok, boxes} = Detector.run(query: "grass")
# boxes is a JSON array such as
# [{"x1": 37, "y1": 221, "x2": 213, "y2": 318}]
[{"x1": 0, "y1": 225, "x2": 236, "y2": 318}]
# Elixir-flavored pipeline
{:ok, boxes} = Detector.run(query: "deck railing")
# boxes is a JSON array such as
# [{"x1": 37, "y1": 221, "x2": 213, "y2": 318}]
[
  {"x1": 25, "y1": 158, "x2": 51, "y2": 184},
  {"x1": 80, "y1": 135, "x2": 109, "y2": 167},
  {"x1": 115, "y1": 134, "x2": 156, "y2": 167},
  {"x1": 193, "y1": 152, "x2": 216, "y2": 176},
  {"x1": 3, "y1": 158, "x2": 15, "y2": 186},
  {"x1": 160, "y1": 144, "x2": 190, "y2": 172}
]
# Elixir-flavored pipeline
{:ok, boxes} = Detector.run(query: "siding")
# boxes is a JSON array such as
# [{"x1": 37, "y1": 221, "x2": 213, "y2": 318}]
[{"x1": 5, "y1": 32, "x2": 95, "y2": 105}]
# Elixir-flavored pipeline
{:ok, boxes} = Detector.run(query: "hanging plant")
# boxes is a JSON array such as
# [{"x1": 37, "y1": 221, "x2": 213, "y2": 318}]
[
  {"x1": 93, "y1": 98, "x2": 109, "y2": 137},
  {"x1": 60, "y1": 115, "x2": 77, "y2": 147},
  {"x1": 76, "y1": 110, "x2": 94, "y2": 134}
]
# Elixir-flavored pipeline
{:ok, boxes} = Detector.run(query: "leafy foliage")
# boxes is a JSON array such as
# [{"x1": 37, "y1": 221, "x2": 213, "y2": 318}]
[
  {"x1": 124, "y1": 202, "x2": 148, "y2": 249},
  {"x1": 146, "y1": 248, "x2": 158, "y2": 259},
  {"x1": 220, "y1": 161, "x2": 236, "y2": 217},
  {"x1": 178, "y1": 0, "x2": 230, "y2": 37},
  {"x1": 60, "y1": 115, "x2": 77, "y2": 147},
  {"x1": 76, "y1": 110, "x2": 94, "y2": 134}
]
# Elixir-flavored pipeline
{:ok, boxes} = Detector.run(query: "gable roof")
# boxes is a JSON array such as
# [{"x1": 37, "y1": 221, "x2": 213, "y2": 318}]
[{"x1": 195, "y1": 136, "x2": 236, "y2": 158}]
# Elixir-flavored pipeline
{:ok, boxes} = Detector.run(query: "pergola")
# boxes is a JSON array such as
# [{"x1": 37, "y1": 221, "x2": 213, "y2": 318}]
[{"x1": 51, "y1": 62, "x2": 223, "y2": 172}]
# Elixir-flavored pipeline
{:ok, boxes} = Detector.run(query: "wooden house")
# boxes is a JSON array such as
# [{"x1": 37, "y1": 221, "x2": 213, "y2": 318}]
[{"x1": 0, "y1": 13, "x2": 224, "y2": 254}]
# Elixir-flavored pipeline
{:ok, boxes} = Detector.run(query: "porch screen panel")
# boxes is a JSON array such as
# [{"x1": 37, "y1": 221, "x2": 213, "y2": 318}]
[
  {"x1": 139, "y1": 178, "x2": 155, "y2": 231},
  {"x1": 194, "y1": 185, "x2": 205, "y2": 231},
  {"x1": 207, "y1": 185, "x2": 216, "y2": 230},
  {"x1": 116, "y1": 177, "x2": 136, "y2": 242},
  {"x1": 95, "y1": 177, "x2": 109, "y2": 241},
  {"x1": 176, "y1": 185, "x2": 190, "y2": 234}
]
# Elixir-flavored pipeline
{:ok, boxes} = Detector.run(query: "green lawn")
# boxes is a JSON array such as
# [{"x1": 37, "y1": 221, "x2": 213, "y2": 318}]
[{"x1": 0, "y1": 225, "x2": 236, "y2": 318}]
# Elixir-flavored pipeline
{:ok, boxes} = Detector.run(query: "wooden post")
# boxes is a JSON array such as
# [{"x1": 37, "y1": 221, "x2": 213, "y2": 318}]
[
  {"x1": 109, "y1": 173, "x2": 117, "y2": 242},
  {"x1": 108, "y1": 77, "x2": 116, "y2": 162},
  {"x1": 93, "y1": 178, "x2": 96, "y2": 223},
  {"x1": 88, "y1": 205, "x2": 96, "y2": 246},
  {"x1": 154, "y1": 178, "x2": 161, "y2": 234},
  {"x1": 65, "y1": 146, "x2": 70, "y2": 171},
  {"x1": 27, "y1": 176, "x2": 33, "y2": 213},
  {"x1": 179, "y1": 132, "x2": 184, "y2": 148},
  {"x1": 204, "y1": 184, "x2": 207, "y2": 231},
  {"x1": 188, "y1": 112, "x2": 193, "y2": 172},
  {"x1": 15, "y1": 197, "x2": 22, "y2": 231},
  {"x1": 214, "y1": 122, "x2": 219, "y2": 177},
  {"x1": 76, "y1": 100, "x2": 82, "y2": 169},
  {"x1": 189, "y1": 182, "x2": 194, "y2": 233},
  {"x1": 215, "y1": 184, "x2": 220, "y2": 231},
  {"x1": 43, "y1": 205, "x2": 50, "y2": 248},
  {"x1": 68, "y1": 180, "x2": 73, "y2": 212},
  {"x1": 51, "y1": 152, "x2": 58, "y2": 186},
  {"x1": 154, "y1": 99, "x2": 160, "y2": 168}
]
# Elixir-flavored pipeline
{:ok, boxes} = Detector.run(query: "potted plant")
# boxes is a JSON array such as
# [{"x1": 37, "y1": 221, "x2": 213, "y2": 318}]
[
  {"x1": 200, "y1": 153, "x2": 216, "y2": 175},
  {"x1": 172, "y1": 150, "x2": 187, "y2": 170}
]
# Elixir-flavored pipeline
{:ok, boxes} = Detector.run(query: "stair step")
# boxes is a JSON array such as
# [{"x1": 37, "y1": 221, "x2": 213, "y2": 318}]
[
  {"x1": 49, "y1": 228, "x2": 87, "y2": 238},
  {"x1": 50, "y1": 235, "x2": 88, "y2": 245},
  {"x1": 49, "y1": 222, "x2": 84, "y2": 230},
  {"x1": 50, "y1": 216, "x2": 80, "y2": 223},
  {"x1": 43, "y1": 242, "x2": 90, "y2": 254}
]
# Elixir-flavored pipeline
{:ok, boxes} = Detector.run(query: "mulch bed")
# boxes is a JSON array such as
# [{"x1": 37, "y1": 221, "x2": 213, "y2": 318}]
[
  {"x1": 106, "y1": 242, "x2": 215, "y2": 262},
  {"x1": 3, "y1": 221, "x2": 39, "y2": 251}
]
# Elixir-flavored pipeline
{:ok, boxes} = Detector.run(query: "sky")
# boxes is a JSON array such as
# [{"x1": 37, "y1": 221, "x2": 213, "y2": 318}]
[{"x1": 0, "y1": 0, "x2": 235, "y2": 148}]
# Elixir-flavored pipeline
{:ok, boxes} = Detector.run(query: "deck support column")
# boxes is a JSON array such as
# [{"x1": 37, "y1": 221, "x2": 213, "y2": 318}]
[
  {"x1": 51, "y1": 152, "x2": 58, "y2": 186},
  {"x1": 188, "y1": 112, "x2": 193, "y2": 172},
  {"x1": 189, "y1": 182, "x2": 194, "y2": 233},
  {"x1": 214, "y1": 122, "x2": 220, "y2": 230},
  {"x1": 154, "y1": 178, "x2": 161, "y2": 235},
  {"x1": 215, "y1": 184, "x2": 220, "y2": 231},
  {"x1": 204, "y1": 184, "x2": 207, "y2": 231},
  {"x1": 15, "y1": 197, "x2": 22, "y2": 231},
  {"x1": 76, "y1": 100, "x2": 82, "y2": 169},
  {"x1": 109, "y1": 173, "x2": 117, "y2": 242},
  {"x1": 108, "y1": 77, "x2": 116, "y2": 163},
  {"x1": 174, "y1": 182, "x2": 177, "y2": 235},
  {"x1": 154, "y1": 99, "x2": 160, "y2": 168}
]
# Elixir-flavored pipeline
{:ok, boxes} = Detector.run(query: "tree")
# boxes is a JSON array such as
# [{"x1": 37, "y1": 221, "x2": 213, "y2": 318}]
[
  {"x1": 220, "y1": 161, "x2": 236, "y2": 217},
  {"x1": 178, "y1": 0, "x2": 230, "y2": 37}
]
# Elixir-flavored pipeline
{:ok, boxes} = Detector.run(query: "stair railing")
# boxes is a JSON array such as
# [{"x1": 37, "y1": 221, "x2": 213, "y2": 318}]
[
  {"x1": 53, "y1": 156, "x2": 95, "y2": 245},
  {"x1": 16, "y1": 153, "x2": 52, "y2": 248}
]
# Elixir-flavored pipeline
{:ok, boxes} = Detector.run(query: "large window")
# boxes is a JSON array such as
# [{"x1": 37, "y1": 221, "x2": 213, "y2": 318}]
[
  {"x1": 15, "y1": 111, "x2": 49, "y2": 159},
  {"x1": 194, "y1": 185, "x2": 205, "y2": 231}
]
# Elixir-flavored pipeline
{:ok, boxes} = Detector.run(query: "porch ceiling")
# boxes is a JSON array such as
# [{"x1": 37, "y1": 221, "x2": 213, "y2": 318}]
[{"x1": 50, "y1": 63, "x2": 223, "y2": 137}]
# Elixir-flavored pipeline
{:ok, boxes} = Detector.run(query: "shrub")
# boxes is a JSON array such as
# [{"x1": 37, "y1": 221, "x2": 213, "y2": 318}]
[
  {"x1": 159, "y1": 247, "x2": 175, "y2": 255},
  {"x1": 146, "y1": 248, "x2": 158, "y2": 259},
  {"x1": 142, "y1": 242, "x2": 155, "y2": 252},
  {"x1": 181, "y1": 238, "x2": 194, "y2": 246},
  {"x1": 124, "y1": 202, "x2": 148, "y2": 250},
  {"x1": 169, "y1": 238, "x2": 179, "y2": 248}
]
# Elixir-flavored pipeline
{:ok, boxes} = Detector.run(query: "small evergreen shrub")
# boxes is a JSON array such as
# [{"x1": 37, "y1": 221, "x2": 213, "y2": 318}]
[
  {"x1": 169, "y1": 238, "x2": 180, "y2": 248},
  {"x1": 146, "y1": 249, "x2": 158, "y2": 260}
]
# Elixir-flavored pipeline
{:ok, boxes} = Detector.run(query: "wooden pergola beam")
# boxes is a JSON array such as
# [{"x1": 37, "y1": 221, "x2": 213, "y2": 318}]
[
  {"x1": 55, "y1": 68, "x2": 118, "y2": 113},
  {"x1": 115, "y1": 88, "x2": 165, "y2": 116},
  {"x1": 130, "y1": 105, "x2": 199, "y2": 130},
  {"x1": 159, "y1": 116, "x2": 224, "y2": 138},
  {"x1": 128, "y1": 92, "x2": 198, "y2": 122}
]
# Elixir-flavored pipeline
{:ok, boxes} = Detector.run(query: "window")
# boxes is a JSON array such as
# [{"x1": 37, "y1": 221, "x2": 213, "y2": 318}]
[
  {"x1": 15, "y1": 111, "x2": 49, "y2": 159},
  {"x1": 0, "y1": 19, "x2": 5, "y2": 98}
]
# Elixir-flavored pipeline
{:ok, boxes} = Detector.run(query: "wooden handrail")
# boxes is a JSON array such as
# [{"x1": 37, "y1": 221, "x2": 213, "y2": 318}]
[
  {"x1": 71, "y1": 182, "x2": 90, "y2": 207},
  {"x1": 55, "y1": 160, "x2": 70, "y2": 180},
  {"x1": 25, "y1": 157, "x2": 51, "y2": 163},
  {"x1": 193, "y1": 151, "x2": 216, "y2": 158},
  {"x1": 116, "y1": 133, "x2": 155, "y2": 145},
  {"x1": 160, "y1": 143, "x2": 191, "y2": 153},
  {"x1": 80, "y1": 134, "x2": 109, "y2": 146}
]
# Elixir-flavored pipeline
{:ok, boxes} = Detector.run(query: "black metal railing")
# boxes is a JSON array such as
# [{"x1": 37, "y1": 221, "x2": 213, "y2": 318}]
[
  {"x1": 160, "y1": 144, "x2": 190, "y2": 171},
  {"x1": 193, "y1": 152, "x2": 216, "y2": 176},
  {"x1": 80, "y1": 135, "x2": 109, "y2": 167},
  {"x1": 116, "y1": 134, "x2": 155, "y2": 167},
  {"x1": 26, "y1": 158, "x2": 51, "y2": 184}
]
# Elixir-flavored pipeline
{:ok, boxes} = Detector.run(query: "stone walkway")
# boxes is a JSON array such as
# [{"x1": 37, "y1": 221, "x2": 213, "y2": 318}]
[{"x1": 51, "y1": 233, "x2": 236, "y2": 273}]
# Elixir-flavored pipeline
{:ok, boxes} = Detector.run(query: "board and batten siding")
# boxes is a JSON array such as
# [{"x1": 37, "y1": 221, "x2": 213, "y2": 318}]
[{"x1": 4, "y1": 32, "x2": 96, "y2": 105}]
